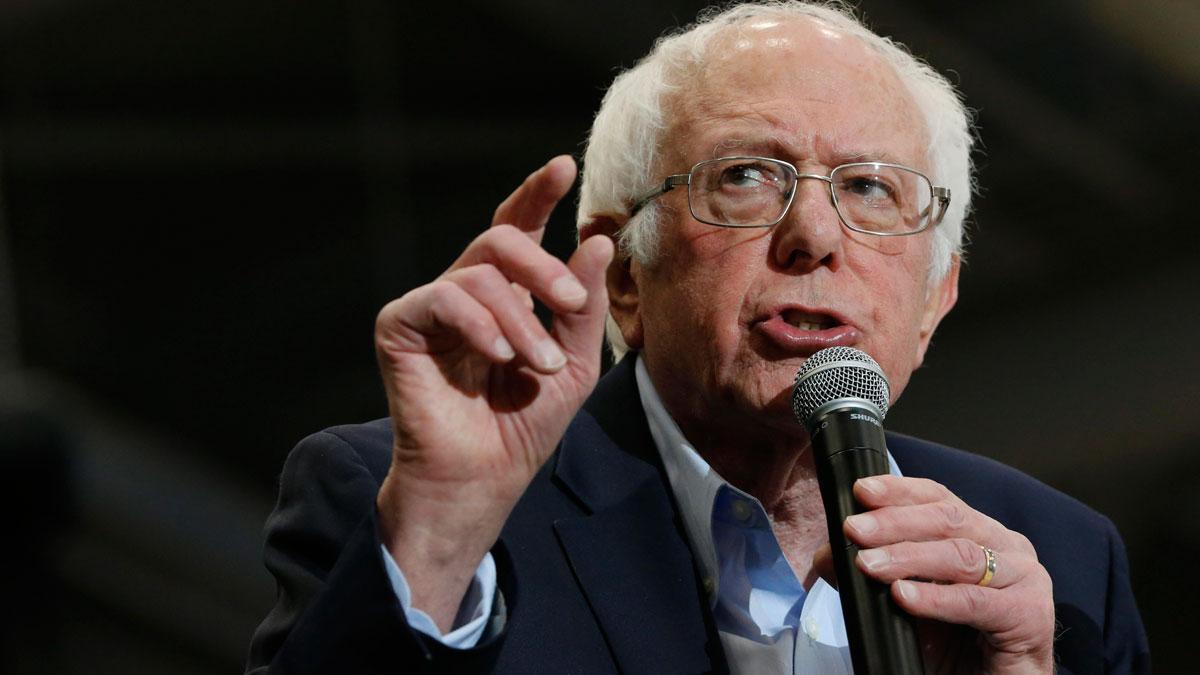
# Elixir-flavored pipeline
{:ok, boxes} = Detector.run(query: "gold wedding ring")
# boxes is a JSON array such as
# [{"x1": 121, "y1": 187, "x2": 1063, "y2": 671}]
[{"x1": 977, "y1": 546, "x2": 997, "y2": 587}]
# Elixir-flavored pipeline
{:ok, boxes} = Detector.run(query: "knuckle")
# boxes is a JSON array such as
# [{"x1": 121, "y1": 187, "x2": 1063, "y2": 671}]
[
  {"x1": 950, "y1": 538, "x2": 981, "y2": 577},
  {"x1": 458, "y1": 263, "x2": 504, "y2": 289},
  {"x1": 876, "y1": 543, "x2": 910, "y2": 576},
  {"x1": 936, "y1": 500, "x2": 967, "y2": 531},
  {"x1": 376, "y1": 297, "x2": 406, "y2": 326},
  {"x1": 466, "y1": 315, "x2": 493, "y2": 336},
  {"x1": 427, "y1": 279, "x2": 459, "y2": 304},
  {"x1": 1035, "y1": 564, "x2": 1054, "y2": 596},
  {"x1": 488, "y1": 222, "x2": 522, "y2": 240},
  {"x1": 957, "y1": 585, "x2": 988, "y2": 617},
  {"x1": 1011, "y1": 531, "x2": 1037, "y2": 558},
  {"x1": 491, "y1": 197, "x2": 514, "y2": 223},
  {"x1": 915, "y1": 477, "x2": 949, "y2": 497},
  {"x1": 474, "y1": 226, "x2": 554, "y2": 278},
  {"x1": 475, "y1": 223, "x2": 520, "y2": 253},
  {"x1": 520, "y1": 166, "x2": 540, "y2": 189}
]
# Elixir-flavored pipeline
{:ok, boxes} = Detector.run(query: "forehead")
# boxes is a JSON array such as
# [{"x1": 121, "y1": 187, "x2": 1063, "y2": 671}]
[{"x1": 664, "y1": 17, "x2": 927, "y2": 169}]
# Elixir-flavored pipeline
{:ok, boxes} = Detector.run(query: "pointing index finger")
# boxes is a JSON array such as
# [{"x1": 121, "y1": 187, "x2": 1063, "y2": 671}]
[{"x1": 491, "y1": 155, "x2": 578, "y2": 244}]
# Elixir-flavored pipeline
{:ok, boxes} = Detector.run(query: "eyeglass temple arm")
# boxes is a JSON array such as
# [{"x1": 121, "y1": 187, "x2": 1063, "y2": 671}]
[
  {"x1": 629, "y1": 174, "x2": 691, "y2": 218},
  {"x1": 928, "y1": 186, "x2": 951, "y2": 224}
]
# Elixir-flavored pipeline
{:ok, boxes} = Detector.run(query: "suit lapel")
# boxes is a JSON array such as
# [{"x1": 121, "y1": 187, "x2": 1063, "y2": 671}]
[
  {"x1": 554, "y1": 481, "x2": 715, "y2": 673},
  {"x1": 549, "y1": 357, "x2": 723, "y2": 673}
]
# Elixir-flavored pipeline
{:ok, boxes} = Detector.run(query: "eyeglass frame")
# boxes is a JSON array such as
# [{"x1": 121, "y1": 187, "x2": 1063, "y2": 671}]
[{"x1": 628, "y1": 155, "x2": 952, "y2": 236}]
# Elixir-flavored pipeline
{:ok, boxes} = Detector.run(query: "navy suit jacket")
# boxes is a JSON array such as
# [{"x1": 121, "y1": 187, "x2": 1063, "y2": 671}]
[{"x1": 247, "y1": 356, "x2": 1150, "y2": 674}]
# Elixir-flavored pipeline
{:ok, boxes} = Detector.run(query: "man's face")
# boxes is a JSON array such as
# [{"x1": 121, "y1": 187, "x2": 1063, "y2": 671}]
[{"x1": 615, "y1": 18, "x2": 958, "y2": 438}]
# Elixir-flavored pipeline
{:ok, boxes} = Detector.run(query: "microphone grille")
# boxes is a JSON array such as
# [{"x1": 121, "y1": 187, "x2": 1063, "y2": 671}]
[{"x1": 791, "y1": 346, "x2": 891, "y2": 424}]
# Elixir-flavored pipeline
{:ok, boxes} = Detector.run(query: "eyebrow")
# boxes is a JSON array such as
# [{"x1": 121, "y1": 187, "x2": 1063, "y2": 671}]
[
  {"x1": 708, "y1": 136, "x2": 911, "y2": 166},
  {"x1": 709, "y1": 136, "x2": 784, "y2": 158},
  {"x1": 841, "y1": 150, "x2": 909, "y2": 165}
]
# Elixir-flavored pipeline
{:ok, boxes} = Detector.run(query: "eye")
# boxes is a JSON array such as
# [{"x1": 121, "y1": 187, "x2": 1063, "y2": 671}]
[
  {"x1": 715, "y1": 161, "x2": 785, "y2": 191},
  {"x1": 838, "y1": 173, "x2": 898, "y2": 206},
  {"x1": 722, "y1": 164, "x2": 766, "y2": 187}
]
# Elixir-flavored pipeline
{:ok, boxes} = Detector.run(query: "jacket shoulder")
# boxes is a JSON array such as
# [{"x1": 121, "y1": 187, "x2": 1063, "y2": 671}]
[
  {"x1": 290, "y1": 417, "x2": 394, "y2": 484},
  {"x1": 886, "y1": 431, "x2": 1108, "y2": 533}
]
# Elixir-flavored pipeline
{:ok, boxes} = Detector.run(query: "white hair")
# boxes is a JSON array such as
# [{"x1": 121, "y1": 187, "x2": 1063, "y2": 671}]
[{"x1": 576, "y1": 0, "x2": 975, "y2": 361}]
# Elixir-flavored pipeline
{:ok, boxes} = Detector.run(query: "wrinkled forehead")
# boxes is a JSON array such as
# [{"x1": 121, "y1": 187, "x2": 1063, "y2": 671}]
[{"x1": 662, "y1": 16, "x2": 928, "y2": 168}]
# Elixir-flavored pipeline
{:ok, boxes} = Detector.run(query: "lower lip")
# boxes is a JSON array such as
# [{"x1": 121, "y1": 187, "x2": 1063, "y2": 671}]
[{"x1": 752, "y1": 315, "x2": 861, "y2": 355}]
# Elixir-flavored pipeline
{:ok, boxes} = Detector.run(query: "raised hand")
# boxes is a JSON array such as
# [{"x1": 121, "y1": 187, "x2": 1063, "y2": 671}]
[
  {"x1": 845, "y1": 475, "x2": 1055, "y2": 673},
  {"x1": 374, "y1": 156, "x2": 614, "y2": 631}
]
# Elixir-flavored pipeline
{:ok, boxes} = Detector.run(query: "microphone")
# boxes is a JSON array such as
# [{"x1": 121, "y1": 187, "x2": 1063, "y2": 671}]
[{"x1": 792, "y1": 346, "x2": 922, "y2": 674}]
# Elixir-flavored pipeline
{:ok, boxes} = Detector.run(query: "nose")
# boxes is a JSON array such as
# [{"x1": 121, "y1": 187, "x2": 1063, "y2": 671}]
[{"x1": 769, "y1": 175, "x2": 844, "y2": 273}]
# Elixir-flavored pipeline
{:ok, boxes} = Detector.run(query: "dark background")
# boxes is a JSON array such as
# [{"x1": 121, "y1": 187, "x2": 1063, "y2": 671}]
[{"x1": 1, "y1": 1, "x2": 1196, "y2": 673}]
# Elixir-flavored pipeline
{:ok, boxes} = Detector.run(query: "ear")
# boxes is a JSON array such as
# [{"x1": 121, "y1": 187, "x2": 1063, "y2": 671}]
[
  {"x1": 580, "y1": 214, "x2": 644, "y2": 349},
  {"x1": 914, "y1": 255, "x2": 960, "y2": 367}
]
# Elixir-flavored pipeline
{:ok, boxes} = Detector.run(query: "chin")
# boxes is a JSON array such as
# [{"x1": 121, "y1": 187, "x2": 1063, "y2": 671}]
[{"x1": 728, "y1": 375, "x2": 799, "y2": 424}]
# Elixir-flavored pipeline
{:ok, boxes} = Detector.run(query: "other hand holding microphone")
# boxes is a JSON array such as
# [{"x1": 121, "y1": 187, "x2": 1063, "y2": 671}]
[{"x1": 795, "y1": 347, "x2": 1054, "y2": 674}]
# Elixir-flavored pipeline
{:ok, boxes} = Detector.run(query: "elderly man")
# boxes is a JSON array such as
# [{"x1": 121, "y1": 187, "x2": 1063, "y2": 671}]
[{"x1": 247, "y1": 2, "x2": 1148, "y2": 673}]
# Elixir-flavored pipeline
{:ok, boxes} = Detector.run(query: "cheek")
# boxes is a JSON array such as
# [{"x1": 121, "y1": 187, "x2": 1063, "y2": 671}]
[
  {"x1": 853, "y1": 233, "x2": 932, "y2": 307},
  {"x1": 638, "y1": 230, "x2": 765, "y2": 368},
  {"x1": 645, "y1": 282, "x2": 707, "y2": 339},
  {"x1": 848, "y1": 238, "x2": 934, "y2": 393},
  {"x1": 844, "y1": 229, "x2": 911, "y2": 257}
]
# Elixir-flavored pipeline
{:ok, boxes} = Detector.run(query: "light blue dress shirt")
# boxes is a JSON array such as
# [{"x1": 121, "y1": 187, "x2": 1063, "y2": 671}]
[
  {"x1": 380, "y1": 541, "x2": 495, "y2": 647},
  {"x1": 383, "y1": 354, "x2": 902, "y2": 673},
  {"x1": 637, "y1": 357, "x2": 906, "y2": 674}
]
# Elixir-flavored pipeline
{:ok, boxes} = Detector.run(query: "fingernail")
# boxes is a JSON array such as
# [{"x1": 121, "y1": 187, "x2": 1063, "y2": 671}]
[
  {"x1": 858, "y1": 477, "x2": 884, "y2": 495},
  {"x1": 493, "y1": 336, "x2": 515, "y2": 360},
  {"x1": 895, "y1": 580, "x2": 918, "y2": 602},
  {"x1": 551, "y1": 276, "x2": 587, "y2": 304},
  {"x1": 846, "y1": 513, "x2": 878, "y2": 534},
  {"x1": 534, "y1": 340, "x2": 566, "y2": 370},
  {"x1": 858, "y1": 548, "x2": 889, "y2": 570}
]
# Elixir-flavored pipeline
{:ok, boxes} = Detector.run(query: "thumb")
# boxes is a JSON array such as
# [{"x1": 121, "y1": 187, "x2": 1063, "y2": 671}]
[{"x1": 553, "y1": 234, "x2": 615, "y2": 361}]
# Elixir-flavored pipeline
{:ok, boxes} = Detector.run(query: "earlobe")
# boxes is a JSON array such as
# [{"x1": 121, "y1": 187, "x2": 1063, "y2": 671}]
[
  {"x1": 581, "y1": 215, "x2": 644, "y2": 349},
  {"x1": 914, "y1": 256, "x2": 960, "y2": 366},
  {"x1": 608, "y1": 257, "x2": 645, "y2": 349}
]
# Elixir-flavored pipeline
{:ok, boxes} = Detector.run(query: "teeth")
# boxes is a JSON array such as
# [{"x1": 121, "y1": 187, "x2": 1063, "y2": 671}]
[{"x1": 781, "y1": 310, "x2": 833, "y2": 331}]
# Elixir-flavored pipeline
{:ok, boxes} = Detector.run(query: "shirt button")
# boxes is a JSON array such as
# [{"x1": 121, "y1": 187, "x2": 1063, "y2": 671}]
[
  {"x1": 804, "y1": 616, "x2": 820, "y2": 640},
  {"x1": 731, "y1": 499, "x2": 754, "y2": 522}
]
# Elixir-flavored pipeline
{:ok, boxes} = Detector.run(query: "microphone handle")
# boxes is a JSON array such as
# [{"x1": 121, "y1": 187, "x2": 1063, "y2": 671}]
[{"x1": 810, "y1": 405, "x2": 922, "y2": 675}]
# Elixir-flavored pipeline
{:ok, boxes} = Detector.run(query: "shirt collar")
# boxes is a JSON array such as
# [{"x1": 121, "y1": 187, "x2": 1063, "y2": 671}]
[
  {"x1": 633, "y1": 354, "x2": 904, "y2": 604},
  {"x1": 634, "y1": 355, "x2": 725, "y2": 599}
]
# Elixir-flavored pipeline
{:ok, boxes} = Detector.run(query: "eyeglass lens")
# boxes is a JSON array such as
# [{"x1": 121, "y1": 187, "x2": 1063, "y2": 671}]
[{"x1": 688, "y1": 158, "x2": 933, "y2": 233}]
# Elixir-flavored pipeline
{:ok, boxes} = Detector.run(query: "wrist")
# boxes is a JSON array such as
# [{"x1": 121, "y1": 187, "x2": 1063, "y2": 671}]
[{"x1": 376, "y1": 470, "x2": 509, "y2": 632}]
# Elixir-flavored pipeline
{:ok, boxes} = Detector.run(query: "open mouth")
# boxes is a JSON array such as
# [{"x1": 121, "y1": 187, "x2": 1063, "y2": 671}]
[
  {"x1": 753, "y1": 306, "x2": 859, "y2": 355},
  {"x1": 780, "y1": 309, "x2": 838, "y2": 331}
]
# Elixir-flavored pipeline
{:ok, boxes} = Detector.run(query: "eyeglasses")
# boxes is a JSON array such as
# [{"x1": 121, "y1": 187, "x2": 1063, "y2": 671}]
[{"x1": 629, "y1": 156, "x2": 951, "y2": 236}]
